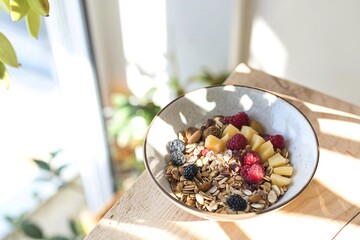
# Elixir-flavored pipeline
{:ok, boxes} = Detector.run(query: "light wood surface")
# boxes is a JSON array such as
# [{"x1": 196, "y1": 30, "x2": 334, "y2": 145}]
[{"x1": 85, "y1": 64, "x2": 360, "y2": 240}]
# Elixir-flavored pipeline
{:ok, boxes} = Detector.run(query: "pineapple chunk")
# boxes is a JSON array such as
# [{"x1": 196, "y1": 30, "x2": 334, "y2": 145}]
[
  {"x1": 250, "y1": 134, "x2": 265, "y2": 151},
  {"x1": 205, "y1": 135, "x2": 224, "y2": 153},
  {"x1": 221, "y1": 133, "x2": 231, "y2": 145},
  {"x1": 240, "y1": 125, "x2": 258, "y2": 141},
  {"x1": 268, "y1": 153, "x2": 287, "y2": 167},
  {"x1": 257, "y1": 141, "x2": 275, "y2": 162},
  {"x1": 222, "y1": 124, "x2": 240, "y2": 138},
  {"x1": 270, "y1": 173, "x2": 291, "y2": 187},
  {"x1": 273, "y1": 166, "x2": 293, "y2": 176}
]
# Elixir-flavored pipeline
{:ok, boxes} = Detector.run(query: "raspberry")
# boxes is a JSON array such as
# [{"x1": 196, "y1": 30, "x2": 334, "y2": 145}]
[
  {"x1": 226, "y1": 133, "x2": 248, "y2": 151},
  {"x1": 242, "y1": 151, "x2": 260, "y2": 166},
  {"x1": 226, "y1": 194, "x2": 247, "y2": 211},
  {"x1": 183, "y1": 164, "x2": 198, "y2": 180},
  {"x1": 223, "y1": 112, "x2": 250, "y2": 129},
  {"x1": 264, "y1": 134, "x2": 285, "y2": 149},
  {"x1": 169, "y1": 139, "x2": 185, "y2": 152},
  {"x1": 170, "y1": 151, "x2": 186, "y2": 166},
  {"x1": 240, "y1": 163, "x2": 264, "y2": 184}
]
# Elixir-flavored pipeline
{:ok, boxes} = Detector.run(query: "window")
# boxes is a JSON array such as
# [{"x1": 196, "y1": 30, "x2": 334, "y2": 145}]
[{"x1": 0, "y1": 1, "x2": 114, "y2": 238}]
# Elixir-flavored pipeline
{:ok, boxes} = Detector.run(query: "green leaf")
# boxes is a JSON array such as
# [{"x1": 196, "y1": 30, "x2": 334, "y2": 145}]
[
  {"x1": 4, "y1": 215, "x2": 16, "y2": 225},
  {"x1": 33, "y1": 159, "x2": 51, "y2": 171},
  {"x1": 26, "y1": 7, "x2": 41, "y2": 39},
  {"x1": 111, "y1": 94, "x2": 129, "y2": 108},
  {"x1": 0, "y1": 61, "x2": 10, "y2": 89},
  {"x1": 27, "y1": 0, "x2": 49, "y2": 16},
  {"x1": 50, "y1": 149, "x2": 62, "y2": 159},
  {"x1": 10, "y1": 0, "x2": 29, "y2": 21},
  {"x1": 0, "y1": 32, "x2": 20, "y2": 67},
  {"x1": 55, "y1": 164, "x2": 68, "y2": 175},
  {"x1": 35, "y1": 176, "x2": 52, "y2": 181},
  {"x1": 0, "y1": 61, "x2": 6, "y2": 79},
  {"x1": 21, "y1": 221, "x2": 43, "y2": 239},
  {"x1": 48, "y1": 236, "x2": 70, "y2": 240},
  {"x1": 5, "y1": 213, "x2": 27, "y2": 227},
  {"x1": 69, "y1": 219, "x2": 85, "y2": 236},
  {"x1": 0, "y1": 0, "x2": 10, "y2": 13}
]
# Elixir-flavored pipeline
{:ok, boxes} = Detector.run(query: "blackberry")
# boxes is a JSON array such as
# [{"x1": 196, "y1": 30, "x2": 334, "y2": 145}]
[
  {"x1": 169, "y1": 139, "x2": 185, "y2": 152},
  {"x1": 183, "y1": 164, "x2": 198, "y2": 180},
  {"x1": 226, "y1": 194, "x2": 247, "y2": 211},
  {"x1": 170, "y1": 151, "x2": 186, "y2": 166}
]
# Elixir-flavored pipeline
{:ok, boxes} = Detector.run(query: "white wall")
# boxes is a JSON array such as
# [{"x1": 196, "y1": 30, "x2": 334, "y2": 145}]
[
  {"x1": 166, "y1": 0, "x2": 240, "y2": 90},
  {"x1": 248, "y1": 0, "x2": 360, "y2": 106},
  {"x1": 113, "y1": 0, "x2": 240, "y2": 107}
]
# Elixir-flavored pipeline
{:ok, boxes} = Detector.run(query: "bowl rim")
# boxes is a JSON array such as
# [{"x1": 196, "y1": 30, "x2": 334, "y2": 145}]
[{"x1": 143, "y1": 84, "x2": 320, "y2": 220}]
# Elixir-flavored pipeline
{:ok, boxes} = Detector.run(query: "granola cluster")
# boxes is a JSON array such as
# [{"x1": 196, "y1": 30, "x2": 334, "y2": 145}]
[{"x1": 165, "y1": 113, "x2": 292, "y2": 214}]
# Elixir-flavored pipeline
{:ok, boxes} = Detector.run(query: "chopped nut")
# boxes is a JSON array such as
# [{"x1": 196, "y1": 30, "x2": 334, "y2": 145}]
[
  {"x1": 251, "y1": 203, "x2": 265, "y2": 209},
  {"x1": 171, "y1": 167, "x2": 180, "y2": 180},
  {"x1": 203, "y1": 126, "x2": 221, "y2": 139},
  {"x1": 188, "y1": 130, "x2": 203, "y2": 144},
  {"x1": 186, "y1": 127, "x2": 198, "y2": 139},
  {"x1": 267, "y1": 190, "x2": 278, "y2": 203},
  {"x1": 195, "y1": 193, "x2": 204, "y2": 205},
  {"x1": 242, "y1": 189, "x2": 253, "y2": 196},
  {"x1": 271, "y1": 184, "x2": 281, "y2": 196},
  {"x1": 248, "y1": 194, "x2": 262, "y2": 203},
  {"x1": 250, "y1": 120, "x2": 264, "y2": 135}
]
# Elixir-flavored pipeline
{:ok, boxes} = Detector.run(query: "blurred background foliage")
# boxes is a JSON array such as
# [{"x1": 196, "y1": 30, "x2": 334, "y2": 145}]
[{"x1": 107, "y1": 68, "x2": 229, "y2": 191}]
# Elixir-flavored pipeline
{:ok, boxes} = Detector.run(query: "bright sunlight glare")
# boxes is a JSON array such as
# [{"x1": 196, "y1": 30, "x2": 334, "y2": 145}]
[
  {"x1": 315, "y1": 148, "x2": 360, "y2": 208},
  {"x1": 119, "y1": 0, "x2": 170, "y2": 106},
  {"x1": 101, "y1": 218, "x2": 178, "y2": 239},
  {"x1": 249, "y1": 17, "x2": 288, "y2": 76},
  {"x1": 317, "y1": 118, "x2": 360, "y2": 142}
]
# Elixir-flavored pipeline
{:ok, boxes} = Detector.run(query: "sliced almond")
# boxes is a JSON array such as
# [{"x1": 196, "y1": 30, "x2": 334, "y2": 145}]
[
  {"x1": 271, "y1": 184, "x2": 281, "y2": 196},
  {"x1": 188, "y1": 130, "x2": 202, "y2": 144},
  {"x1": 195, "y1": 193, "x2": 204, "y2": 205},
  {"x1": 267, "y1": 190, "x2": 278, "y2": 203}
]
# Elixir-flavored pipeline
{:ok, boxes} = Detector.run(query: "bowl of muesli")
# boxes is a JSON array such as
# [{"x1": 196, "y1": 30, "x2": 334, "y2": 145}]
[{"x1": 144, "y1": 85, "x2": 319, "y2": 220}]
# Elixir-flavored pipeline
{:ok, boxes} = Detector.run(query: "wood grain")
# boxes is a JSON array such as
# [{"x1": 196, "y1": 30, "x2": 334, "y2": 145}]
[{"x1": 85, "y1": 64, "x2": 360, "y2": 240}]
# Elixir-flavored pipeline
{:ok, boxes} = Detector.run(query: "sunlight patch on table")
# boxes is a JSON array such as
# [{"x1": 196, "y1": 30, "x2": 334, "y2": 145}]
[
  {"x1": 304, "y1": 102, "x2": 360, "y2": 121},
  {"x1": 233, "y1": 210, "x2": 341, "y2": 239},
  {"x1": 318, "y1": 118, "x2": 360, "y2": 142},
  {"x1": 100, "y1": 219, "x2": 178, "y2": 240},
  {"x1": 173, "y1": 220, "x2": 231, "y2": 240},
  {"x1": 314, "y1": 148, "x2": 360, "y2": 207},
  {"x1": 334, "y1": 217, "x2": 360, "y2": 240}
]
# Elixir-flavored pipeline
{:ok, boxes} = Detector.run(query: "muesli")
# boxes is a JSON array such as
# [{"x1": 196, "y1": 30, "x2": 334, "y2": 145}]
[{"x1": 165, "y1": 112, "x2": 293, "y2": 214}]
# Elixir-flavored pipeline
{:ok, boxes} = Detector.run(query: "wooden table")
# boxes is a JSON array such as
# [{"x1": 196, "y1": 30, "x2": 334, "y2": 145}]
[{"x1": 85, "y1": 64, "x2": 360, "y2": 240}]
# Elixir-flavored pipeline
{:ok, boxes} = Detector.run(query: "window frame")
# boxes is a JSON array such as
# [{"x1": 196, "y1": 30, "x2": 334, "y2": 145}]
[{"x1": 44, "y1": 0, "x2": 115, "y2": 212}]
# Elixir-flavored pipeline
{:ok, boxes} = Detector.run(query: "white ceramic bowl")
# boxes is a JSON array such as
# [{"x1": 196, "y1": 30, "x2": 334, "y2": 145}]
[{"x1": 144, "y1": 85, "x2": 319, "y2": 220}]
